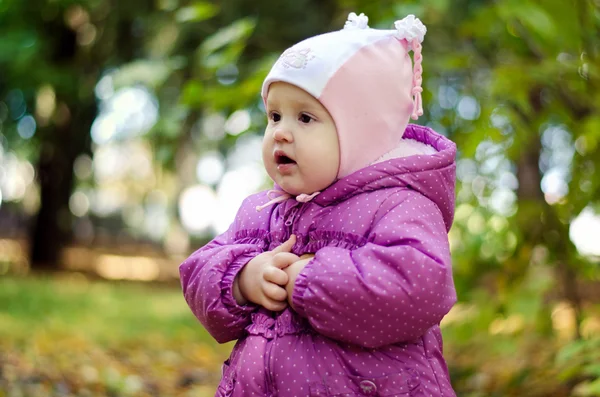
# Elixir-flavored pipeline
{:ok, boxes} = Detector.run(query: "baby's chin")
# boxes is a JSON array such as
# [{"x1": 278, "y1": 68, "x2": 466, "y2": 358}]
[
  {"x1": 266, "y1": 168, "x2": 336, "y2": 196},
  {"x1": 277, "y1": 185, "x2": 308, "y2": 196},
  {"x1": 277, "y1": 180, "x2": 335, "y2": 196}
]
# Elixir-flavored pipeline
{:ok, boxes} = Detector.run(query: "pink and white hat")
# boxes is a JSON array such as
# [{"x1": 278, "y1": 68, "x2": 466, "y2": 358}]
[{"x1": 262, "y1": 12, "x2": 427, "y2": 179}]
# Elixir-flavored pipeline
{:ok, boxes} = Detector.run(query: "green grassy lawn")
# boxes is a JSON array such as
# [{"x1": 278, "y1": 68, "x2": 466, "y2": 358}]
[
  {"x1": 2, "y1": 274, "x2": 598, "y2": 397},
  {"x1": 0, "y1": 274, "x2": 232, "y2": 397}
]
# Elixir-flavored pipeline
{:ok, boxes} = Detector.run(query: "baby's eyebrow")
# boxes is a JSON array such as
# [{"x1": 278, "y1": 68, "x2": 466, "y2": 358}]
[
  {"x1": 292, "y1": 99, "x2": 321, "y2": 112},
  {"x1": 266, "y1": 98, "x2": 322, "y2": 113}
]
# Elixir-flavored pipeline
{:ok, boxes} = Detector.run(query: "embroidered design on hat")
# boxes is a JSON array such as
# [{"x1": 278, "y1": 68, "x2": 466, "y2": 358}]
[{"x1": 276, "y1": 47, "x2": 315, "y2": 69}]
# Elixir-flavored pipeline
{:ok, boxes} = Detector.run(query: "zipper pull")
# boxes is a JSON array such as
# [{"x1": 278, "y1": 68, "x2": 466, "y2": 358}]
[{"x1": 284, "y1": 207, "x2": 298, "y2": 226}]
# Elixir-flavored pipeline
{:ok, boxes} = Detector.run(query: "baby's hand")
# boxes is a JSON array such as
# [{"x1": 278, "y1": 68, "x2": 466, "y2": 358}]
[
  {"x1": 235, "y1": 235, "x2": 300, "y2": 311},
  {"x1": 283, "y1": 254, "x2": 314, "y2": 310}
]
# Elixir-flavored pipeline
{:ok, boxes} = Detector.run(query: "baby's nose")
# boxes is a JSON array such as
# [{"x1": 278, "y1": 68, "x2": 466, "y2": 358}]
[{"x1": 273, "y1": 125, "x2": 293, "y2": 142}]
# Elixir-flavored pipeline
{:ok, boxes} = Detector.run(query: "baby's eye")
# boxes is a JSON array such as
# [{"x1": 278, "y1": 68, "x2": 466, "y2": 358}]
[
  {"x1": 269, "y1": 112, "x2": 281, "y2": 122},
  {"x1": 299, "y1": 113, "x2": 313, "y2": 124}
]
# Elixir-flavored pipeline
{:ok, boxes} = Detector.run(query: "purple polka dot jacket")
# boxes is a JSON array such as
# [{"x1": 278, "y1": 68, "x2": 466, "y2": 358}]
[{"x1": 180, "y1": 125, "x2": 458, "y2": 396}]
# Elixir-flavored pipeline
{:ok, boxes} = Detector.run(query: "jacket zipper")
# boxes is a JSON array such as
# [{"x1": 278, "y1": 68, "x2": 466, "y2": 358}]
[
  {"x1": 264, "y1": 326, "x2": 276, "y2": 396},
  {"x1": 267, "y1": 203, "x2": 301, "y2": 395}
]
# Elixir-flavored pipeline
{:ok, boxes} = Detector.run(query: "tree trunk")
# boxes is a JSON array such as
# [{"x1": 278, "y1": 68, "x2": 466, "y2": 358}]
[
  {"x1": 29, "y1": 103, "x2": 95, "y2": 270},
  {"x1": 28, "y1": 7, "x2": 138, "y2": 270}
]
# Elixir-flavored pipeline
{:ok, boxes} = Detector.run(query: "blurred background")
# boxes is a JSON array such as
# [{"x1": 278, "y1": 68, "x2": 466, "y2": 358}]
[{"x1": 0, "y1": 0, "x2": 599, "y2": 396}]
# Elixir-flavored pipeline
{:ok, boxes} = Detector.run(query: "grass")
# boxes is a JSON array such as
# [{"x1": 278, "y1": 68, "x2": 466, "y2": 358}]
[
  {"x1": 0, "y1": 274, "x2": 201, "y2": 342},
  {"x1": 0, "y1": 274, "x2": 232, "y2": 397},
  {"x1": 3, "y1": 274, "x2": 598, "y2": 396}
]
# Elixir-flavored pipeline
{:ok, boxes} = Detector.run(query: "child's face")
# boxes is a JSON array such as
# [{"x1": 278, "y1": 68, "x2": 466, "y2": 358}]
[{"x1": 262, "y1": 82, "x2": 339, "y2": 195}]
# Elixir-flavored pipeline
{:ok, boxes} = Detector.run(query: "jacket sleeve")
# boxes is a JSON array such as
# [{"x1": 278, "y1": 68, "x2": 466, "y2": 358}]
[
  {"x1": 179, "y1": 197, "x2": 265, "y2": 344},
  {"x1": 291, "y1": 193, "x2": 457, "y2": 349}
]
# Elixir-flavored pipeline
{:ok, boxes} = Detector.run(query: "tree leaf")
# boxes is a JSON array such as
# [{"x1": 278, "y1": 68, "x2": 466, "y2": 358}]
[
  {"x1": 175, "y1": 2, "x2": 219, "y2": 23},
  {"x1": 181, "y1": 80, "x2": 204, "y2": 108},
  {"x1": 112, "y1": 59, "x2": 184, "y2": 90},
  {"x1": 198, "y1": 18, "x2": 256, "y2": 59}
]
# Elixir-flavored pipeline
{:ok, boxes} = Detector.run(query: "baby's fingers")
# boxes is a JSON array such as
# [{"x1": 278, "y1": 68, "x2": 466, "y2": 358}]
[
  {"x1": 263, "y1": 266, "x2": 289, "y2": 286},
  {"x1": 271, "y1": 235, "x2": 296, "y2": 254},
  {"x1": 262, "y1": 297, "x2": 288, "y2": 312},
  {"x1": 262, "y1": 281, "x2": 288, "y2": 302},
  {"x1": 272, "y1": 252, "x2": 300, "y2": 269}
]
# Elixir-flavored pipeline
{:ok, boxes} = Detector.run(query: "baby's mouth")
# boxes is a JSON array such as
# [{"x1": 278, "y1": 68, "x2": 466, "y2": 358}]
[{"x1": 274, "y1": 151, "x2": 296, "y2": 165}]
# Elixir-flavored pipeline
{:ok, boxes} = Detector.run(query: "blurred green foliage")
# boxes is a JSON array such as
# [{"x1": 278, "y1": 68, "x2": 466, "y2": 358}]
[{"x1": 0, "y1": 0, "x2": 599, "y2": 395}]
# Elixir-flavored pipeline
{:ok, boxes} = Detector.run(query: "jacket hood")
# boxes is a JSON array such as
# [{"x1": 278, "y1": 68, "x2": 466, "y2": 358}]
[{"x1": 313, "y1": 124, "x2": 457, "y2": 231}]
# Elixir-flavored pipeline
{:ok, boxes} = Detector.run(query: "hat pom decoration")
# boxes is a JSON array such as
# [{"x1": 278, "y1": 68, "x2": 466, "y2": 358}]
[
  {"x1": 394, "y1": 15, "x2": 426, "y2": 49},
  {"x1": 344, "y1": 12, "x2": 369, "y2": 30},
  {"x1": 395, "y1": 15, "x2": 426, "y2": 120}
]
